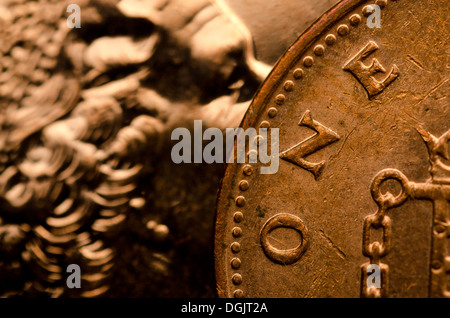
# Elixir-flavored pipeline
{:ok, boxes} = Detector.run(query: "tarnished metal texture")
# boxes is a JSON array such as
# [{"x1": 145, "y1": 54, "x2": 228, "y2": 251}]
[{"x1": 215, "y1": 0, "x2": 449, "y2": 298}]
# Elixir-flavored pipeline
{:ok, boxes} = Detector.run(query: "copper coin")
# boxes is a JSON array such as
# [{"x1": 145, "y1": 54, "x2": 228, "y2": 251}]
[{"x1": 215, "y1": 0, "x2": 449, "y2": 298}]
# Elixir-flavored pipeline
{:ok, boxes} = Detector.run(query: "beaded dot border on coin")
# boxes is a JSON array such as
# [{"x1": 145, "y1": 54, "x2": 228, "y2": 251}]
[
  {"x1": 229, "y1": 0, "x2": 395, "y2": 298},
  {"x1": 230, "y1": 163, "x2": 253, "y2": 299}
]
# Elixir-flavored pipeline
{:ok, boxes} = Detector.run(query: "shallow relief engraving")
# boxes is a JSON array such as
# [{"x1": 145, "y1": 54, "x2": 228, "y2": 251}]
[{"x1": 361, "y1": 128, "x2": 450, "y2": 298}]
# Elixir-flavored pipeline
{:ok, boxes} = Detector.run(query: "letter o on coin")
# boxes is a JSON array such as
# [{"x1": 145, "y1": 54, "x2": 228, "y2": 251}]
[{"x1": 260, "y1": 213, "x2": 309, "y2": 265}]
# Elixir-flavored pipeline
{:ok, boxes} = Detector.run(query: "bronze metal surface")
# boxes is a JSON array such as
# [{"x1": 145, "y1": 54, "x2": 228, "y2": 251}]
[{"x1": 215, "y1": 0, "x2": 449, "y2": 298}]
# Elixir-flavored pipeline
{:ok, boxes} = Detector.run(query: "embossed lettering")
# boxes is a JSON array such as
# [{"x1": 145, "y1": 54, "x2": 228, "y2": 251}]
[
  {"x1": 343, "y1": 41, "x2": 399, "y2": 98},
  {"x1": 260, "y1": 213, "x2": 309, "y2": 265},
  {"x1": 280, "y1": 110, "x2": 340, "y2": 179}
]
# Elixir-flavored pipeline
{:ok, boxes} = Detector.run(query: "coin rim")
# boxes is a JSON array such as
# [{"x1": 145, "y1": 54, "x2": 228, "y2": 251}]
[{"x1": 214, "y1": 0, "x2": 374, "y2": 298}]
